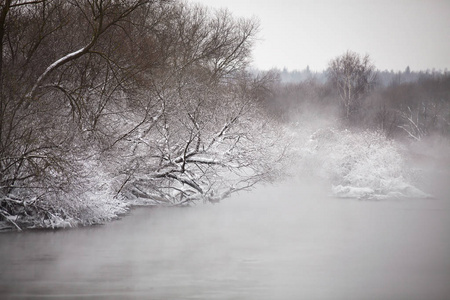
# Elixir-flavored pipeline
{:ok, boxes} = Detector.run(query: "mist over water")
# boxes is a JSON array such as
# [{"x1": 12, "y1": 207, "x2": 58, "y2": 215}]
[
  {"x1": 2, "y1": 105, "x2": 450, "y2": 299},
  {"x1": 1, "y1": 165, "x2": 450, "y2": 299}
]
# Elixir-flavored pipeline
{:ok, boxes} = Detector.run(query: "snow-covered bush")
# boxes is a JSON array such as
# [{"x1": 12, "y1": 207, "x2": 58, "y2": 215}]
[
  {"x1": 0, "y1": 157, "x2": 129, "y2": 231},
  {"x1": 299, "y1": 128, "x2": 430, "y2": 199}
]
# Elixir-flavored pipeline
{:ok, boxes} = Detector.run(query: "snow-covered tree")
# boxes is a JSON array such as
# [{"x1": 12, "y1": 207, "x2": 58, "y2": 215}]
[
  {"x1": 1, "y1": 0, "x2": 286, "y2": 229},
  {"x1": 102, "y1": 5, "x2": 285, "y2": 205},
  {"x1": 0, "y1": 0, "x2": 171, "y2": 229}
]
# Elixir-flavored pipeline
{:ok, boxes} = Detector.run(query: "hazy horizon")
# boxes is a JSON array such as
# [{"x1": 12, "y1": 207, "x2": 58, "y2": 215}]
[{"x1": 190, "y1": 0, "x2": 450, "y2": 73}]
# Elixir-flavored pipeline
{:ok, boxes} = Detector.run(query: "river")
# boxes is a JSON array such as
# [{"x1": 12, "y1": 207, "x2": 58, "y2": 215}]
[{"x1": 1, "y1": 176, "x2": 450, "y2": 300}]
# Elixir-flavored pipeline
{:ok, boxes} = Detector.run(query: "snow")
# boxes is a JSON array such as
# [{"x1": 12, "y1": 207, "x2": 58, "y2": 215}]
[
  {"x1": 2, "y1": 122, "x2": 439, "y2": 230},
  {"x1": 295, "y1": 127, "x2": 431, "y2": 200},
  {"x1": 28, "y1": 47, "x2": 87, "y2": 99}
]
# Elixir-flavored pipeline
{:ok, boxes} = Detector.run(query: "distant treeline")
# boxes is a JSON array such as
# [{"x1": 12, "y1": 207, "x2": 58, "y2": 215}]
[
  {"x1": 266, "y1": 61, "x2": 450, "y2": 140},
  {"x1": 276, "y1": 66, "x2": 449, "y2": 87}
]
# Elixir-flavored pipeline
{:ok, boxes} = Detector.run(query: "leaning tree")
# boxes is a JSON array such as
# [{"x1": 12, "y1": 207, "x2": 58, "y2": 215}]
[{"x1": 105, "y1": 3, "x2": 287, "y2": 206}]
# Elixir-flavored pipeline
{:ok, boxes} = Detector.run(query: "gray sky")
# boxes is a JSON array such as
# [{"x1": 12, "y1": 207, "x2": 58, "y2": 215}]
[{"x1": 189, "y1": 0, "x2": 450, "y2": 72}]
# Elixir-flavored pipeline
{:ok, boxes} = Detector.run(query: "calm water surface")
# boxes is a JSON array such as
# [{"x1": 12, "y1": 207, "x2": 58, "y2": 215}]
[{"x1": 1, "y1": 177, "x2": 450, "y2": 300}]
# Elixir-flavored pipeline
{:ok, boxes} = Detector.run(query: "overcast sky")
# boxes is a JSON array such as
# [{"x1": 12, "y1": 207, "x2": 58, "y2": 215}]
[{"x1": 189, "y1": 0, "x2": 450, "y2": 72}]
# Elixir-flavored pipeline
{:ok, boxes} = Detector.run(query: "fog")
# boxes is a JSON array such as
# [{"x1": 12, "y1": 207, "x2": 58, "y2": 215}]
[
  {"x1": 1, "y1": 1, "x2": 449, "y2": 298},
  {"x1": 1, "y1": 157, "x2": 450, "y2": 299},
  {"x1": 2, "y1": 89, "x2": 450, "y2": 298}
]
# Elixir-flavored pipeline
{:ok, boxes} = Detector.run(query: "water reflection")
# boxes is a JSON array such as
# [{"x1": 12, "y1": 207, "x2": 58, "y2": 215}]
[{"x1": 1, "y1": 177, "x2": 450, "y2": 300}]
